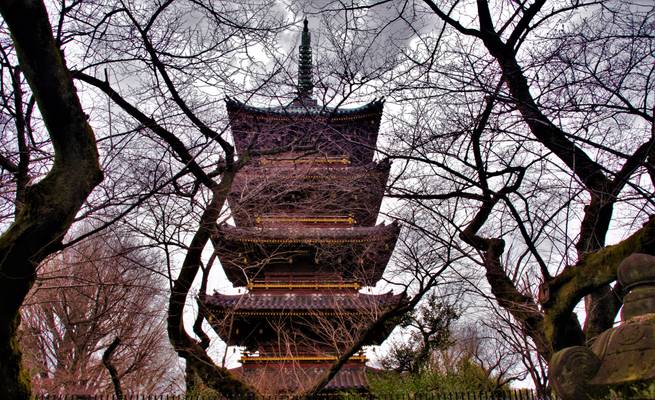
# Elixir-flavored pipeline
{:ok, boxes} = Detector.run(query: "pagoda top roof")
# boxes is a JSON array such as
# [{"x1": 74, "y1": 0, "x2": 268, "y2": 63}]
[
  {"x1": 202, "y1": 290, "x2": 403, "y2": 312},
  {"x1": 225, "y1": 96, "x2": 385, "y2": 119}
]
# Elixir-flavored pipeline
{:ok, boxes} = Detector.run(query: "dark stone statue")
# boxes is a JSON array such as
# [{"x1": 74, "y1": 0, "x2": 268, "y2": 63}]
[{"x1": 550, "y1": 253, "x2": 655, "y2": 400}]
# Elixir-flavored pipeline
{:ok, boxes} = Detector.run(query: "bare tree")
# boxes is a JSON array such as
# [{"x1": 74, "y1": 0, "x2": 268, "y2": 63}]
[
  {"x1": 19, "y1": 231, "x2": 181, "y2": 395},
  {"x1": 300, "y1": 0, "x2": 654, "y2": 372}
]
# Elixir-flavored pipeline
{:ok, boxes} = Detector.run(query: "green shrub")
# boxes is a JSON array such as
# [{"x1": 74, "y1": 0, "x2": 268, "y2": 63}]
[{"x1": 368, "y1": 357, "x2": 503, "y2": 396}]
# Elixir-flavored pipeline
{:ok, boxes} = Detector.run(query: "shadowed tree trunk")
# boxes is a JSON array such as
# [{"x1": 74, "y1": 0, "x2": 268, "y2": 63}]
[{"x1": 0, "y1": 1, "x2": 103, "y2": 398}]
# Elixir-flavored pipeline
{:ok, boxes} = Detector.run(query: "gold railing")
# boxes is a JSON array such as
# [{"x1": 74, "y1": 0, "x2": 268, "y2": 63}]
[
  {"x1": 255, "y1": 215, "x2": 357, "y2": 225},
  {"x1": 236, "y1": 237, "x2": 386, "y2": 244},
  {"x1": 246, "y1": 282, "x2": 361, "y2": 290},
  {"x1": 209, "y1": 311, "x2": 362, "y2": 318},
  {"x1": 260, "y1": 156, "x2": 350, "y2": 165},
  {"x1": 240, "y1": 354, "x2": 367, "y2": 363},
  {"x1": 223, "y1": 311, "x2": 360, "y2": 316}
]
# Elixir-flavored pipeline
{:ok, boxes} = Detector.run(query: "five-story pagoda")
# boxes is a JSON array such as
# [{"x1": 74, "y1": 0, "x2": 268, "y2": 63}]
[{"x1": 202, "y1": 20, "x2": 402, "y2": 394}]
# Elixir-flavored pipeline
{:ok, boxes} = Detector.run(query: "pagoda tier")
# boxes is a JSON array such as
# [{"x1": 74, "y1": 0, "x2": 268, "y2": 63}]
[
  {"x1": 228, "y1": 160, "x2": 390, "y2": 228},
  {"x1": 231, "y1": 361, "x2": 371, "y2": 394},
  {"x1": 211, "y1": 223, "x2": 400, "y2": 287},
  {"x1": 225, "y1": 97, "x2": 383, "y2": 165},
  {"x1": 201, "y1": 290, "x2": 404, "y2": 348}
]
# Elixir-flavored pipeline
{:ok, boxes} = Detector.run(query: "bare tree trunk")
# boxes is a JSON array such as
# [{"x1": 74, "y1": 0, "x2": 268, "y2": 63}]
[
  {"x1": 167, "y1": 178, "x2": 260, "y2": 397},
  {"x1": 102, "y1": 338, "x2": 124, "y2": 400},
  {"x1": 0, "y1": 1, "x2": 102, "y2": 398}
]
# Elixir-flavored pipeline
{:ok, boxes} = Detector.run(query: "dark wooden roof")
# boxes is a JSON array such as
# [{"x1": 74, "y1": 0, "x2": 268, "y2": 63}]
[
  {"x1": 212, "y1": 222, "x2": 400, "y2": 286},
  {"x1": 225, "y1": 98, "x2": 384, "y2": 165},
  {"x1": 226, "y1": 96, "x2": 384, "y2": 118},
  {"x1": 203, "y1": 290, "x2": 403, "y2": 311},
  {"x1": 202, "y1": 290, "x2": 405, "y2": 347}
]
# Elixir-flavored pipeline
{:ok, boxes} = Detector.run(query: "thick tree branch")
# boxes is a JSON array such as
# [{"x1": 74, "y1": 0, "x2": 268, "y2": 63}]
[
  {"x1": 193, "y1": 254, "x2": 216, "y2": 350},
  {"x1": 74, "y1": 71, "x2": 216, "y2": 189},
  {"x1": 542, "y1": 215, "x2": 655, "y2": 349},
  {"x1": 167, "y1": 173, "x2": 259, "y2": 397},
  {"x1": 124, "y1": 6, "x2": 234, "y2": 164},
  {"x1": 458, "y1": 95, "x2": 549, "y2": 355},
  {"x1": 506, "y1": 0, "x2": 546, "y2": 49},
  {"x1": 0, "y1": 153, "x2": 18, "y2": 174},
  {"x1": 422, "y1": 0, "x2": 484, "y2": 38},
  {"x1": 473, "y1": 3, "x2": 609, "y2": 194}
]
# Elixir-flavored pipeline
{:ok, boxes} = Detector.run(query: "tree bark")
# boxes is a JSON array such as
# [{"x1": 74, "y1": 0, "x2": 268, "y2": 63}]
[{"x1": 0, "y1": 1, "x2": 102, "y2": 398}]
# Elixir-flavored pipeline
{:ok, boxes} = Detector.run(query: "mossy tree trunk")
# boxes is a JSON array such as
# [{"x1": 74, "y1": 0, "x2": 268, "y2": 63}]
[{"x1": 0, "y1": 1, "x2": 103, "y2": 398}]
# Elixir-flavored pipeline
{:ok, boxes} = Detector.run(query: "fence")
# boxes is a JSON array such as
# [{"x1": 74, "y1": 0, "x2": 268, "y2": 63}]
[{"x1": 32, "y1": 390, "x2": 558, "y2": 400}]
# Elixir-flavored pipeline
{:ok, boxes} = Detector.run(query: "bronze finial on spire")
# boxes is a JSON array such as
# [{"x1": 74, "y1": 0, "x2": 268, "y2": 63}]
[{"x1": 297, "y1": 18, "x2": 314, "y2": 100}]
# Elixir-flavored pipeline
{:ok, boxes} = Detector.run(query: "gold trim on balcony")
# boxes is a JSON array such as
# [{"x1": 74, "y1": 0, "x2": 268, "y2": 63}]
[
  {"x1": 255, "y1": 215, "x2": 357, "y2": 225},
  {"x1": 246, "y1": 282, "x2": 361, "y2": 290},
  {"x1": 240, "y1": 355, "x2": 367, "y2": 363},
  {"x1": 210, "y1": 311, "x2": 368, "y2": 318},
  {"x1": 236, "y1": 236, "x2": 388, "y2": 245},
  {"x1": 260, "y1": 156, "x2": 350, "y2": 165}
]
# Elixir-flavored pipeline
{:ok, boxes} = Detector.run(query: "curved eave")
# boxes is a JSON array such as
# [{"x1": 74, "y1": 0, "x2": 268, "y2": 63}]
[
  {"x1": 212, "y1": 222, "x2": 400, "y2": 287},
  {"x1": 202, "y1": 291, "x2": 403, "y2": 311},
  {"x1": 215, "y1": 220, "x2": 399, "y2": 243},
  {"x1": 226, "y1": 97, "x2": 383, "y2": 164},
  {"x1": 226, "y1": 96, "x2": 384, "y2": 121},
  {"x1": 201, "y1": 291, "x2": 405, "y2": 346}
]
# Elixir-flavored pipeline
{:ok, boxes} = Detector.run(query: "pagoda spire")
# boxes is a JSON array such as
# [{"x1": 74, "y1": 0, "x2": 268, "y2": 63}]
[{"x1": 297, "y1": 19, "x2": 313, "y2": 99}]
